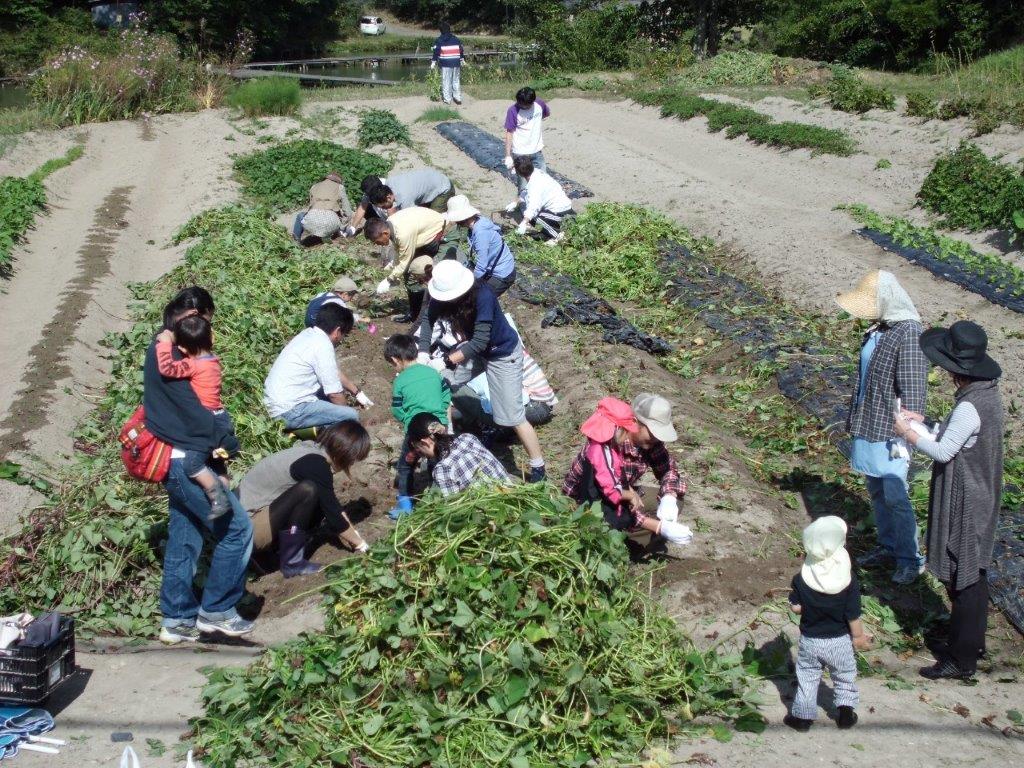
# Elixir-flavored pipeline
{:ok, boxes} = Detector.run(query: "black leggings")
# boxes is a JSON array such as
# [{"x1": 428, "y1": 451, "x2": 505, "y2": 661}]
[{"x1": 268, "y1": 480, "x2": 323, "y2": 542}]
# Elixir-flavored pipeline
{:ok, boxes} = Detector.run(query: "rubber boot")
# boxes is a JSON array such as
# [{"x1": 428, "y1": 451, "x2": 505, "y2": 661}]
[
  {"x1": 278, "y1": 528, "x2": 321, "y2": 578},
  {"x1": 285, "y1": 426, "x2": 319, "y2": 441},
  {"x1": 388, "y1": 495, "x2": 414, "y2": 521}
]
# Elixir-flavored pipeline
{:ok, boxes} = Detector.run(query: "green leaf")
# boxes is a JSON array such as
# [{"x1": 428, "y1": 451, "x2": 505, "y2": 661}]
[
  {"x1": 451, "y1": 599, "x2": 476, "y2": 628},
  {"x1": 734, "y1": 711, "x2": 767, "y2": 733},
  {"x1": 1008, "y1": 709, "x2": 1023, "y2": 724},
  {"x1": 362, "y1": 714, "x2": 385, "y2": 736},
  {"x1": 507, "y1": 640, "x2": 527, "y2": 671},
  {"x1": 503, "y1": 675, "x2": 529, "y2": 708},
  {"x1": 523, "y1": 623, "x2": 553, "y2": 643},
  {"x1": 711, "y1": 723, "x2": 733, "y2": 742}
]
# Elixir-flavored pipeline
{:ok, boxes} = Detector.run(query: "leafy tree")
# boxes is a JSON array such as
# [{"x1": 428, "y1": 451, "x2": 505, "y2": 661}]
[{"x1": 146, "y1": 0, "x2": 362, "y2": 58}]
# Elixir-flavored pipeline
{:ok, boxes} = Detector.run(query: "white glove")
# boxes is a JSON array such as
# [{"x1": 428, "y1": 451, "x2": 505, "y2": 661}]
[
  {"x1": 656, "y1": 495, "x2": 678, "y2": 523},
  {"x1": 430, "y1": 61, "x2": 437, "y2": 70},
  {"x1": 516, "y1": 221, "x2": 529, "y2": 236},
  {"x1": 416, "y1": 352, "x2": 431, "y2": 366},
  {"x1": 659, "y1": 519, "x2": 694, "y2": 546},
  {"x1": 376, "y1": 278, "x2": 391, "y2": 295},
  {"x1": 355, "y1": 541, "x2": 370, "y2": 554},
  {"x1": 355, "y1": 391, "x2": 373, "y2": 407},
  {"x1": 343, "y1": 225, "x2": 356, "y2": 238},
  {"x1": 428, "y1": 357, "x2": 447, "y2": 373},
  {"x1": 504, "y1": 155, "x2": 514, "y2": 171}
]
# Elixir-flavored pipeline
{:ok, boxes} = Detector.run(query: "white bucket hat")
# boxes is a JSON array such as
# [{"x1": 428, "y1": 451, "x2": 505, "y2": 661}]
[
  {"x1": 801, "y1": 516, "x2": 852, "y2": 595},
  {"x1": 444, "y1": 194, "x2": 480, "y2": 223},
  {"x1": 428, "y1": 260, "x2": 475, "y2": 302},
  {"x1": 631, "y1": 393, "x2": 677, "y2": 443}
]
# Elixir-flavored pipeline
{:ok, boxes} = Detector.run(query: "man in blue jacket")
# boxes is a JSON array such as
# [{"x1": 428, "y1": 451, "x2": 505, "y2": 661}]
[{"x1": 431, "y1": 22, "x2": 465, "y2": 105}]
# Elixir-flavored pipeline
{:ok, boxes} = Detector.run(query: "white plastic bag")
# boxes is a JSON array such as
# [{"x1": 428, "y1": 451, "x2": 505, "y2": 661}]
[{"x1": 120, "y1": 745, "x2": 199, "y2": 767}]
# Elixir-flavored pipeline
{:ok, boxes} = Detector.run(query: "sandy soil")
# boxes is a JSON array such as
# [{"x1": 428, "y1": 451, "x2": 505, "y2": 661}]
[{"x1": 1, "y1": 93, "x2": 1022, "y2": 766}]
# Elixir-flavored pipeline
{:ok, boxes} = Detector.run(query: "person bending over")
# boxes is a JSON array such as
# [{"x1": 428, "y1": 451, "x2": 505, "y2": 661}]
[
  {"x1": 407, "y1": 412, "x2": 510, "y2": 496},
  {"x1": 238, "y1": 421, "x2": 372, "y2": 577},
  {"x1": 513, "y1": 156, "x2": 574, "y2": 244}
]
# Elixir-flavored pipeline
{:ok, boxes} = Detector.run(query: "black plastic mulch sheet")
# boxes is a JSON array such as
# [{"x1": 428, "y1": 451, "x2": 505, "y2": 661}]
[
  {"x1": 991, "y1": 511, "x2": 1024, "y2": 634},
  {"x1": 856, "y1": 228, "x2": 1024, "y2": 315},
  {"x1": 512, "y1": 265, "x2": 673, "y2": 355},
  {"x1": 659, "y1": 241, "x2": 1024, "y2": 634},
  {"x1": 660, "y1": 241, "x2": 855, "y2": 435},
  {"x1": 435, "y1": 122, "x2": 594, "y2": 200}
]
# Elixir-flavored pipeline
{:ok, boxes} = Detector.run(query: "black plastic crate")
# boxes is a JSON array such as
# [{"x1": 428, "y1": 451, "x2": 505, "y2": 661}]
[{"x1": 0, "y1": 616, "x2": 76, "y2": 705}]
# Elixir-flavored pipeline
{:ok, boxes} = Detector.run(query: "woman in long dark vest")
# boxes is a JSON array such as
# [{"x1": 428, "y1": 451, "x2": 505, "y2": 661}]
[{"x1": 893, "y1": 321, "x2": 1004, "y2": 681}]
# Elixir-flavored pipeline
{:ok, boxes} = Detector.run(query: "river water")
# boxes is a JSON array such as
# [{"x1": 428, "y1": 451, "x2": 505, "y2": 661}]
[{"x1": 0, "y1": 84, "x2": 31, "y2": 109}]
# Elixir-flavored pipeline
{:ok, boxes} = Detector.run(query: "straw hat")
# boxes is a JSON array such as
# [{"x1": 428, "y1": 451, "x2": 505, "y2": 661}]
[
  {"x1": 444, "y1": 195, "x2": 480, "y2": 223},
  {"x1": 632, "y1": 393, "x2": 677, "y2": 443},
  {"x1": 427, "y1": 260, "x2": 475, "y2": 302},
  {"x1": 580, "y1": 397, "x2": 637, "y2": 443},
  {"x1": 836, "y1": 270, "x2": 881, "y2": 320},
  {"x1": 332, "y1": 276, "x2": 359, "y2": 294},
  {"x1": 801, "y1": 516, "x2": 852, "y2": 595}
]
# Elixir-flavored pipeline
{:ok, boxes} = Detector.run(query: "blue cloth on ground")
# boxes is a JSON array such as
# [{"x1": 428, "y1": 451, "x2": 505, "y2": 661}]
[{"x1": 0, "y1": 708, "x2": 55, "y2": 761}]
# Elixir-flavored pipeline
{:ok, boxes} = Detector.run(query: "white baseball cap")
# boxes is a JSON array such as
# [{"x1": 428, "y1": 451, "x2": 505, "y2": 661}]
[{"x1": 631, "y1": 393, "x2": 677, "y2": 443}]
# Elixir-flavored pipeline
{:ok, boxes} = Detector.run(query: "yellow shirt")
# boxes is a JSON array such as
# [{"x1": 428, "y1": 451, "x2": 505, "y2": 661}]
[{"x1": 387, "y1": 207, "x2": 448, "y2": 281}]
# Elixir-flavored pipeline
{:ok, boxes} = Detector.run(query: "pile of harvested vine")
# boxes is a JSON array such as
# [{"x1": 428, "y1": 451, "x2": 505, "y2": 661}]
[{"x1": 194, "y1": 483, "x2": 764, "y2": 767}]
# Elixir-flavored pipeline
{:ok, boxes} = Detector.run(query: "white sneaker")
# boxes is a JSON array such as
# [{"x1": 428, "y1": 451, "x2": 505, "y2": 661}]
[
  {"x1": 159, "y1": 624, "x2": 200, "y2": 645},
  {"x1": 544, "y1": 233, "x2": 565, "y2": 248}
]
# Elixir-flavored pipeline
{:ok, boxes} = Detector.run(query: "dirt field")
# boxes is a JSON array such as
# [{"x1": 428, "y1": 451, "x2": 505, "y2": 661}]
[{"x1": 1, "y1": 92, "x2": 1022, "y2": 766}]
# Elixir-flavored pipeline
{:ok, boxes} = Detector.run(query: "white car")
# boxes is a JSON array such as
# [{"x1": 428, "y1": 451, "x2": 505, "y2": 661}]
[{"x1": 359, "y1": 16, "x2": 387, "y2": 36}]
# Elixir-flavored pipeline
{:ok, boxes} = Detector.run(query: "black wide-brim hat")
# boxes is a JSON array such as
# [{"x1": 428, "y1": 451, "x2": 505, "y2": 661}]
[{"x1": 920, "y1": 320, "x2": 1001, "y2": 380}]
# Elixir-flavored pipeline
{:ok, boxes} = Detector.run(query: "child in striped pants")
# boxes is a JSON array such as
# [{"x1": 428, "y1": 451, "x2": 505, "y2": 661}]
[{"x1": 785, "y1": 516, "x2": 873, "y2": 732}]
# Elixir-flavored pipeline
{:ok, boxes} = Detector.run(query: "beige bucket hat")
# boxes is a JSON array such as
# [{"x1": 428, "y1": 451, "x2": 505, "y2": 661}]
[
  {"x1": 801, "y1": 516, "x2": 852, "y2": 595},
  {"x1": 631, "y1": 393, "x2": 677, "y2": 443},
  {"x1": 332, "y1": 276, "x2": 359, "y2": 293}
]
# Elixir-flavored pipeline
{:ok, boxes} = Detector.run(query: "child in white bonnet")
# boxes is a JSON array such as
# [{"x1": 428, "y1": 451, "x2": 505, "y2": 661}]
[{"x1": 786, "y1": 515, "x2": 873, "y2": 731}]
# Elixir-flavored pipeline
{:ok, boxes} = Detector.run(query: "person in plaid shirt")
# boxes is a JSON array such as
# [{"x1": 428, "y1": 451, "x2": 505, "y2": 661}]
[
  {"x1": 837, "y1": 270, "x2": 928, "y2": 585},
  {"x1": 407, "y1": 412, "x2": 510, "y2": 496},
  {"x1": 563, "y1": 395, "x2": 692, "y2": 546}
]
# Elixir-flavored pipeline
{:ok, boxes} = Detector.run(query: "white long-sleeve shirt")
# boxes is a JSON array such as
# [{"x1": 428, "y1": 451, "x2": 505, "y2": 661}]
[
  {"x1": 521, "y1": 171, "x2": 572, "y2": 222},
  {"x1": 915, "y1": 401, "x2": 980, "y2": 463}
]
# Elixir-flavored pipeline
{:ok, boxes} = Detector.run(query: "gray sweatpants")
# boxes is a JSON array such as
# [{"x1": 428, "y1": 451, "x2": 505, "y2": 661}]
[
  {"x1": 792, "y1": 634, "x2": 859, "y2": 719},
  {"x1": 441, "y1": 66, "x2": 461, "y2": 103}
]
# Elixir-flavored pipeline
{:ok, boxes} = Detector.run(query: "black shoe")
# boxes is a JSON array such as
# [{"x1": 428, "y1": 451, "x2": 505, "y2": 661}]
[
  {"x1": 391, "y1": 313, "x2": 414, "y2": 323},
  {"x1": 919, "y1": 659, "x2": 973, "y2": 681},
  {"x1": 783, "y1": 714, "x2": 812, "y2": 732},
  {"x1": 453, "y1": 99, "x2": 462, "y2": 105},
  {"x1": 527, "y1": 465, "x2": 546, "y2": 484},
  {"x1": 836, "y1": 706, "x2": 858, "y2": 729}
]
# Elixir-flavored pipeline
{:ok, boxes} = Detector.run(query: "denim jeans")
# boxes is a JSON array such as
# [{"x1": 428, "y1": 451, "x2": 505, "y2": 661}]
[
  {"x1": 292, "y1": 212, "x2": 305, "y2": 240},
  {"x1": 866, "y1": 473, "x2": 924, "y2": 568},
  {"x1": 513, "y1": 151, "x2": 546, "y2": 197},
  {"x1": 280, "y1": 398, "x2": 359, "y2": 430},
  {"x1": 160, "y1": 459, "x2": 253, "y2": 628},
  {"x1": 395, "y1": 430, "x2": 414, "y2": 497}
]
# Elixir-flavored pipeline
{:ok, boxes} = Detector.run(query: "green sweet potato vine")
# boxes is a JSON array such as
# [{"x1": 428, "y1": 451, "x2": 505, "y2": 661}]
[
  {"x1": 357, "y1": 108, "x2": 411, "y2": 149},
  {"x1": 193, "y1": 483, "x2": 764, "y2": 767},
  {"x1": 0, "y1": 207, "x2": 365, "y2": 636},
  {"x1": 0, "y1": 144, "x2": 83, "y2": 277},
  {"x1": 918, "y1": 141, "x2": 1024, "y2": 237},
  {"x1": 638, "y1": 92, "x2": 856, "y2": 157},
  {"x1": 233, "y1": 139, "x2": 392, "y2": 211}
]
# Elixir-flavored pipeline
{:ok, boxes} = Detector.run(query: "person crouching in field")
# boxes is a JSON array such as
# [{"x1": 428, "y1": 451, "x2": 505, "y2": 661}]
[
  {"x1": 785, "y1": 515, "x2": 873, "y2": 732},
  {"x1": 406, "y1": 412, "x2": 510, "y2": 496},
  {"x1": 384, "y1": 334, "x2": 452, "y2": 519},
  {"x1": 562, "y1": 397, "x2": 692, "y2": 545}
]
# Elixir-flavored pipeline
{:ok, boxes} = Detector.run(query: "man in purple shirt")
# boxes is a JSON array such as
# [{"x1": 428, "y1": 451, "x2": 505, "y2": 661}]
[{"x1": 502, "y1": 87, "x2": 550, "y2": 212}]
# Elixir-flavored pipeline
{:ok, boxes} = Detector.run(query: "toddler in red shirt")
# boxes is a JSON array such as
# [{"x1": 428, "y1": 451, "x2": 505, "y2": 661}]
[{"x1": 155, "y1": 315, "x2": 237, "y2": 518}]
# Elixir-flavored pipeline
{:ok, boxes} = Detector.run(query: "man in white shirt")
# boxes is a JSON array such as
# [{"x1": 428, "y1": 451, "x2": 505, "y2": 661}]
[
  {"x1": 263, "y1": 304, "x2": 373, "y2": 429},
  {"x1": 513, "y1": 156, "x2": 574, "y2": 244}
]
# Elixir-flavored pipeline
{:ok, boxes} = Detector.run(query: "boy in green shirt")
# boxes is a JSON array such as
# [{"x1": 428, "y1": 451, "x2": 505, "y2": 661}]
[{"x1": 385, "y1": 334, "x2": 451, "y2": 518}]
